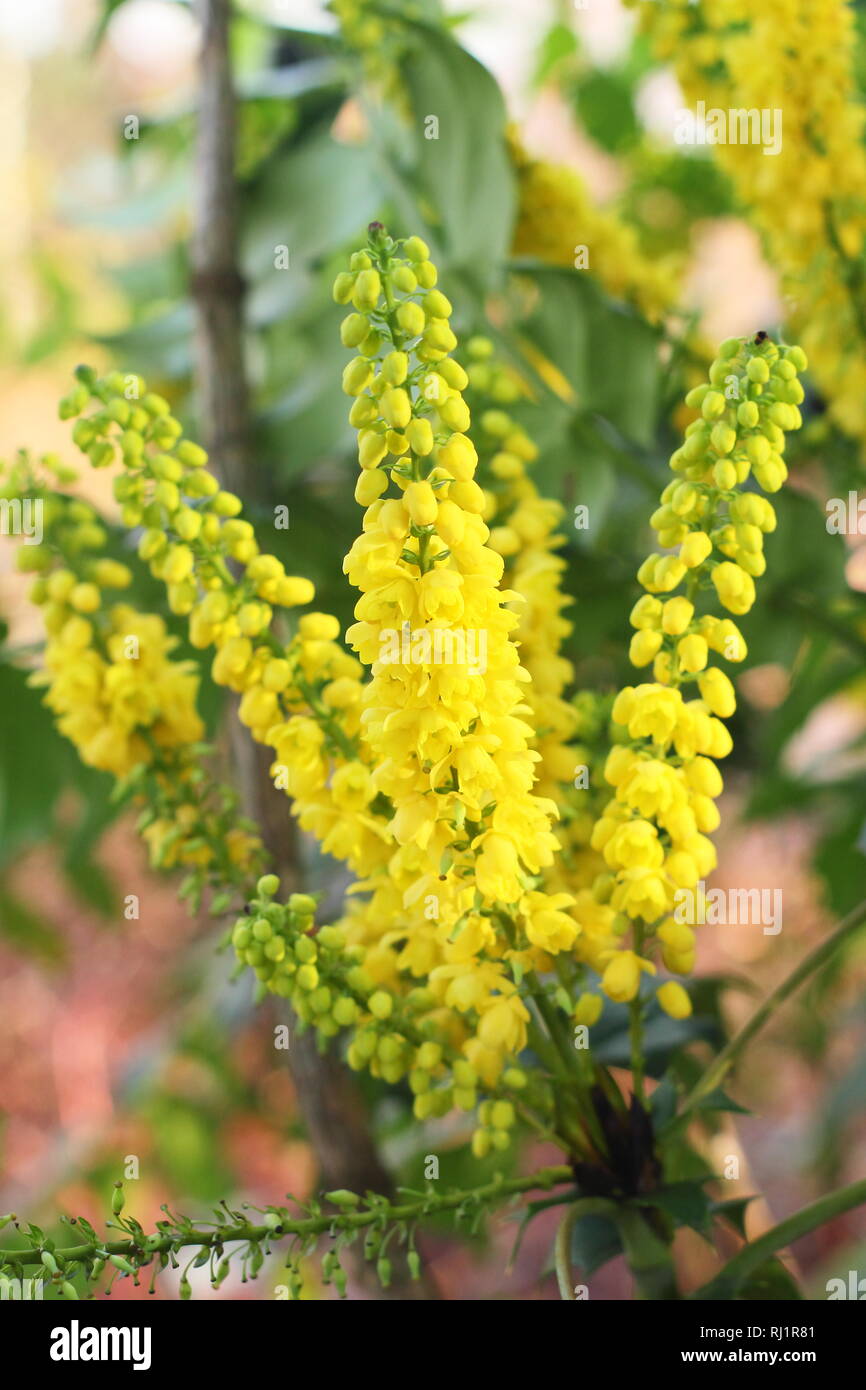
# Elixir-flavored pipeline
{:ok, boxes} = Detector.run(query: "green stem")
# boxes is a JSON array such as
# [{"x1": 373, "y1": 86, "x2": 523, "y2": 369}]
[
  {"x1": 684, "y1": 896, "x2": 866, "y2": 1114},
  {"x1": 0, "y1": 1167, "x2": 574, "y2": 1273},
  {"x1": 554, "y1": 1198, "x2": 616, "y2": 1300},
  {"x1": 629, "y1": 923, "x2": 647, "y2": 1108},
  {"x1": 629, "y1": 997, "x2": 646, "y2": 1109},
  {"x1": 692, "y1": 1178, "x2": 866, "y2": 1300}
]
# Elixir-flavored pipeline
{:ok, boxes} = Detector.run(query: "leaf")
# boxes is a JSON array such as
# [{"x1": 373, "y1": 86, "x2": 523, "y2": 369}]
[
  {"x1": 639, "y1": 1183, "x2": 713, "y2": 1234},
  {"x1": 570, "y1": 1212, "x2": 623, "y2": 1277},
  {"x1": 0, "y1": 882, "x2": 65, "y2": 965},
  {"x1": 511, "y1": 264, "x2": 661, "y2": 444},
  {"x1": 737, "y1": 1257, "x2": 803, "y2": 1301},
  {"x1": 711, "y1": 1197, "x2": 756, "y2": 1240},
  {"x1": 693, "y1": 1088, "x2": 750, "y2": 1117},
  {"x1": 0, "y1": 663, "x2": 75, "y2": 865},
  {"x1": 242, "y1": 123, "x2": 381, "y2": 280},
  {"x1": 573, "y1": 69, "x2": 640, "y2": 155},
  {"x1": 649, "y1": 1074, "x2": 679, "y2": 1131},
  {"x1": 533, "y1": 22, "x2": 580, "y2": 87},
  {"x1": 400, "y1": 24, "x2": 515, "y2": 278}
]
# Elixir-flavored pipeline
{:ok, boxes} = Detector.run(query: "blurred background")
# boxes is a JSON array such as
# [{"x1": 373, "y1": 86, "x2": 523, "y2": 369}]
[{"x1": 1, "y1": 0, "x2": 865, "y2": 1299}]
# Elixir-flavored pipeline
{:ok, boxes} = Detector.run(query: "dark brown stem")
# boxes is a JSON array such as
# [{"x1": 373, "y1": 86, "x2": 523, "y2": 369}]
[{"x1": 189, "y1": 0, "x2": 434, "y2": 1298}]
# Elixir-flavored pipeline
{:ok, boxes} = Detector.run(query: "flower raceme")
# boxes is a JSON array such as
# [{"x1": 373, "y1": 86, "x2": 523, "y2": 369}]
[
  {"x1": 2, "y1": 454, "x2": 262, "y2": 888},
  {"x1": 589, "y1": 333, "x2": 806, "y2": 1013},
  {"x1": 336, "y1": 225, "x2": 585, "y2": 1082},
  {"x1": 633, "y1": 0, "x2": 866, "y2": 446}
]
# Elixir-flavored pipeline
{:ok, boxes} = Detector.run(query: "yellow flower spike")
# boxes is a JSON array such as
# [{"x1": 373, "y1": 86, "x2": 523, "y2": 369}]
[
  {"x1": 336, "y1": 223, "x2": 579, "y2": 1087},
  {"x1": 596, "y1": 334, "x2": 804, "y2": 994}
]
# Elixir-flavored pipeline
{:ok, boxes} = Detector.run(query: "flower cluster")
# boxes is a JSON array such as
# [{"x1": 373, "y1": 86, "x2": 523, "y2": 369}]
[
  {"x1": 336, "y1": 225, "x2": 583, "y2": 1084},
  {"x1": 2, "y1": 455, "x2": 263, "y2": 896},
  {"x1": 9, "y1": 230, "x2": 804, "y2": 1170},
  {"x1": 510, "y1": 134, "x2": 682, "y2": 325},
  {"x1": 588, "y1": 334, "x2": 807, "y2": 1012},
  {"x1": 633, "y1": 0, "x2": 866, "y2": 445}
]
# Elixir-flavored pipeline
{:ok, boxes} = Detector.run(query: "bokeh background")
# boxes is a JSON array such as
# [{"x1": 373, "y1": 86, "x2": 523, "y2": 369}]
[{"x1": 1, "y1": 0, "x2": 865, "y2": 1299}]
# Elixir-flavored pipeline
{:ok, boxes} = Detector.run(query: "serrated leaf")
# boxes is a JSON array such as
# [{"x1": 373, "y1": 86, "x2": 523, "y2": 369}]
[
  {"x1": 711, "y1": 1196, "x2": 756, "y2": 1240},
  {"x1": 694, "y1": 1088, "x2": 750, "y2": 1116},
  {"x1": 638, "y1": 1183, "x2": 713, "y2": 1234}
]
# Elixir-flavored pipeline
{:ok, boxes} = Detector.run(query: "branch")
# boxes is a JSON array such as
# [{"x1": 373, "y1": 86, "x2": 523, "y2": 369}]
[{"x1": 0, "y1": 1167, "x2": 573, "y2": 1299}]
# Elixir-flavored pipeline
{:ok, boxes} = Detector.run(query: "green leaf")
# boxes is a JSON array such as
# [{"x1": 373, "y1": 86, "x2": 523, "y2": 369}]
[
  {"x1": 400, "y1": 24, "x2": 515, "y2": 278},
  {"x1": 694, "y1": 1087, "x2": 750, "y2": 1117},
  {"x1": 574, "y1": 70, "x2": 640, "y2": 155},
  {"x1": 0, "y1": 881, "x2": 65, "y2": 965},
  {"x1": 711, "y1": 1196, "x2": 756, "y2": 1240},
  {"x1": 649, "y1": 1074, "x2": 679, "y2": 1131},
  {"x1": 570, "y1": 1212, "x2": 623, "y2": 1277},
  {"x1": 533, "y1": 22, "x2": 579, "y2": 87},
  {"x1": 0, "y1": 663, "x2": 79, "y2": 865},
  {"x1": 638, "y1": 1183, "x2": 713, "y2": 1234},
  {"x1": 242, "y1": 124, "x2": 381, "y2": 281},
  {"x1": 511, "y1": 264, "x2": 661, "y2": 444}
]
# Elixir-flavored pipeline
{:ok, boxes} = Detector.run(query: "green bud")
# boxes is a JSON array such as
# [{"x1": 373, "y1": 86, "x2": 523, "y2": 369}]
[
  {"x1": 324, "y1": 1189, "x2": 360, "y2": 1208},
  {"x1": 288, "y1": 893, "x2": 317, "y2": 916}
]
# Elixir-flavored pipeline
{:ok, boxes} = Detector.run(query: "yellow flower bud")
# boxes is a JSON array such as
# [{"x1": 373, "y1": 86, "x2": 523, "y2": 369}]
[
  {"x1": 351, "y1": 268, "x2": 381, "y2": 311},
  {"x1": 657, "y1": 981, "x2": 692, "y2": 1019},
  {"x1": 358, "y1": 431, "x2": 387, "y2": 470},
  {"x1": 405, "y1": 481, "x2": 437, "y2": 527},
  {"x1": 573, "y1": 993, "x2": 603, "y2": 1026},
  {"x1": 355, "y1": 469, "x2": 388, "y2": 506},
  {"x1": 697, "y1": 667, "x2": 736, "y2": 717},
  {"x1": 438, "y1": 433, "x2": 477, "y2": 480},
  {"x1": 342, "y1": 357, "x2": 373, "y2": 397},
  {"x1": 680, "y1": 531, "x2": 713, "y2": 568},
  {"x1": 396, "y1": 301, "x2": 426, "y2": 337},
  {"x1": 677, "y1": 633, "x2": 708, "y2": 673},
  {"x1": 406, "y1": 417, "x2": 434, "y2": 456},
  {"x1": 439, "y1": 395, "x2": 470, "y2": 432},
  {"x1": 381, "y1": 351, "x2": 409, "y2": 385},
  {"x1": 380, "y1": 387, "x2": 412, "y2": 429},
  {"x1": 661, "y1": 596, "x2": 694, "y2": 636},
  {"x1": 710, "y1": 422, "x2": 737, "y2": 456},
  {"x1": 629, "y1": 629, "x2": 663, "y2": 667}
]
